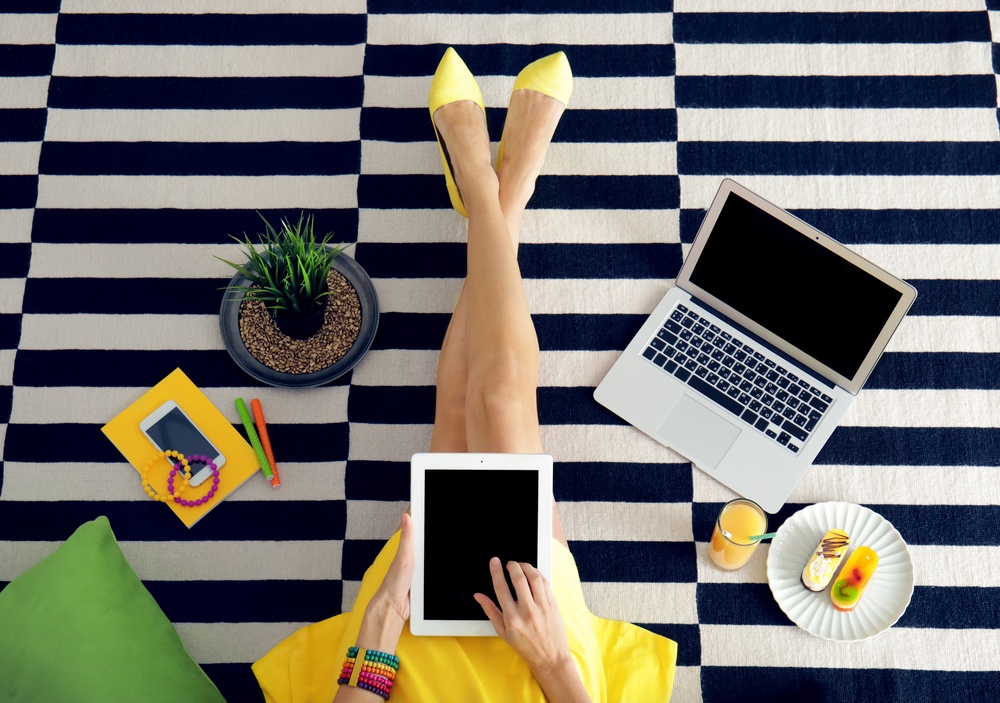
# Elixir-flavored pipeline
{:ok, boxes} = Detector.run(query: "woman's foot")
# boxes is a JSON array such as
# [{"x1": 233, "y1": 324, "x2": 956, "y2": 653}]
[
  {"x1": 433, "y1": 100, "x2": 498, "y2": 209},
  {"x1": 496, "y1": 89, "x2": 565, "y2": 218}
]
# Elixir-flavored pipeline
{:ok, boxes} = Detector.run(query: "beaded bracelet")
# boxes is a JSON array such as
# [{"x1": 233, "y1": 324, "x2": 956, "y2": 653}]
[
  {"x1": 169, "y1": 454, "x2": 220, "y2": 507},
  {"x1": 142, "y1": 451, "x2": 191, "y2": 502},
  {"x1": 338, "y1": 647, "x2": 398, "y2": 701}
]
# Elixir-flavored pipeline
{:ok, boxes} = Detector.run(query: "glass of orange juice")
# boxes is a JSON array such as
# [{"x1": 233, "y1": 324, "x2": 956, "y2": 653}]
[{"x1": 709, "y1": 499, "x2": 768, "y2": 571}]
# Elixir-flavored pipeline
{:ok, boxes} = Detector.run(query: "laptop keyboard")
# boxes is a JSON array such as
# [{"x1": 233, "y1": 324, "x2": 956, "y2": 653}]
[{"x1": 642, "y1": 303, "x2": 834, "y2": 454}]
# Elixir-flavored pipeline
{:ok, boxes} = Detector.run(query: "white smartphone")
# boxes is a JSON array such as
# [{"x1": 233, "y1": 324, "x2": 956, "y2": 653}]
[{"x1": 139, "y1": 400, "x2": 226, "y2": 487}]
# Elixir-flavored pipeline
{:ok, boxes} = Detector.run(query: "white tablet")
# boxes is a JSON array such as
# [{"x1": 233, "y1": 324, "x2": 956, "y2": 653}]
[{"x1": 410, "y1": 452, "x2": 553, "y2": 637}]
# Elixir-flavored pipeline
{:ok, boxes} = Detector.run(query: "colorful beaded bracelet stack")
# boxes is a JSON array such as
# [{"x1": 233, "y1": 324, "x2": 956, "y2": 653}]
[
  {"x1": 338, "y1": 647, "x2": 399, "y2": 701},
  {"x1": 142, "y1": 451, "x2": 191, "y2": 502},
  {"x1": 169, "y1": 455, "x2": 220, "y2": 507}
]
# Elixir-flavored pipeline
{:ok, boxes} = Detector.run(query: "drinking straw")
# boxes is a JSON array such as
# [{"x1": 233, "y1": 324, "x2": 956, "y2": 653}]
[{"x1": 749, "y1": 532, "x2": 778, "y2": 542}]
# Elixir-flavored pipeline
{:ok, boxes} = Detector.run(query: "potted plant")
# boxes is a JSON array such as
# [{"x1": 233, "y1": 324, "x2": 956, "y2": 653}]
[{"x1": 217, "y1": 213, "x2": 380, "y2": 388}]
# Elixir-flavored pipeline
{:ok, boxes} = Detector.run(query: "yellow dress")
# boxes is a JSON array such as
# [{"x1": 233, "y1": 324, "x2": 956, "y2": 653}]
[{"x1": 253, "y1": 534, "x2": 677, "y2": 702}]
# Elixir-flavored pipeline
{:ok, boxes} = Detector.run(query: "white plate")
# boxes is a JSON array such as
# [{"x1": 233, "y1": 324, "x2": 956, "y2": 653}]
[{"x1": 766, "y1": 501, "x2": 914, "y2": 642}]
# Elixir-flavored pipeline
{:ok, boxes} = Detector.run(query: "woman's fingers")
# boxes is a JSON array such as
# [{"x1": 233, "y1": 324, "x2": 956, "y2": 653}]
[
  {"x1": 473, "y1": 593, "x2": 506, "y2": 638},
  {"x1": 507, "y1": 560, "x2": 534, "y2": 604},
  {"x1": 520, "y1": 562, "x2": 552, "y2": 606},
  {"x1": 489, "y1": 557, "x2": 516, "y2": 611}
]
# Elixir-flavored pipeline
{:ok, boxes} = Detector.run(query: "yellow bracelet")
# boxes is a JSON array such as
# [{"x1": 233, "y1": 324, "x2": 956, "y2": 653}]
[{"x1": 141, "y1": 450, "x2": 191, "y2": 502}]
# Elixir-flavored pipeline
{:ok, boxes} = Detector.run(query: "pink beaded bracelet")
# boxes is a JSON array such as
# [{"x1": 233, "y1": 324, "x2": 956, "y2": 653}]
[{"x1": 168, "y1": 454, "x2": 220, "y2": 507}]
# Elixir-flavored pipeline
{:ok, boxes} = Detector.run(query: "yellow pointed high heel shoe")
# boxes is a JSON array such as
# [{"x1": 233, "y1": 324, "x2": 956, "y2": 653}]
[
  {"x1": 428, "y1": 47, "x2": 485, "y2": 218},
  {"x1": 496, "y1": 51, "x2": 573, "y2": 175}
]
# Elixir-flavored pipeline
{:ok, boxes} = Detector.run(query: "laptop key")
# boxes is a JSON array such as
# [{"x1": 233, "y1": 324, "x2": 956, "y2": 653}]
[
  {"x1": 745, "y1": 371, "x2": 757, "y2": 383},
  {"x1": 708, "y1": 360, "x2": 721, "y2": 372},
  {"x1": 776, "y1": 377, "x2": 790, "y2": 389},
  {"x1": 665, "y1": 320, "x2": 681, "y2": 333},
  {"x1": 765, "y1": 359, "x2": 776, "y2": 368},
  {"x1": 782, "y1": 407, "x2": 796, "y2": 420},
  {"x1": 665, "y1": 360, "x2": 678, "y2": 374},
  {"x1": 777, "y1": 432, "x2": 790, "y2": 446},
  {"x1": 770, "y1": 413, "x2": 783, "y2": 426},
  {"x1": 690, "y1": 338, "x2": 703, "y2": 349},
  {"x1": 718, "y1": 380, "x2": 730, "y2": 392},
  {"x1": 707, "y1": 373, "x2": 719, "y2": 385},
  {"x1": 654, "y1": 353, "x2": 669, "y2": 367},
  {"x1": 697, "y1": 353, "x2": 711, "y2": 365},
  {"x1": 685, "y1": 359, "x2": 698, "y2": 371},
  {"x1": 677, "y1": 304, "x2": 689, "y2": 313},
  {"x1": 809, "y1": 397, "x2": 829, "y2": 413},
  {"x1": 711, "y1": 350, "x2": 724, "y2": 361},
  {"x1": 657, "y1": 329, "x2": 677, "y2": 345},
  {"x1": 734, "y1": 350, "x2": 747, "y2": 362},
  {"x1": 794, "y1": 413, "x2": 807, "y2": 427},
  {"x1": 766, "y1": 429, "x2": 778, "y2": 439},
  {"x1": 665, "y1": 347, "x2": 677, "y2": 358},
  {"x1": 643, "y1": 347, "x2": 658, "y2": 361},
  {"x1": 719, "y1": 369, "x2": 731, "y2": 380},
  {"x1": 805, "y1": 417, "x2": 818, "y2": 432},
  {"x1": 755, "y1": 418, "x2": 769, "y2": 431},
  {"x1": 741, "y1": 409, "x2": 759, "y2": 425},
  {"x1": 677, "y1": 341, "x2": 689, "y2": 353},
  {"x1": 651, "y1": 337, "x2": 667, "y2": 351},
  {"x1": 788, "y1": 443, "x2": 800, "y2": 453},
  {"x1": 821, "y1": 393, "x2": 833, "y2": 403},
  {"x1": 739, "y1": 393, "x2": 752, "y2": 405},
  {"x1": 766, "y1": 370, "x2": 779, "y2": 382},
  {"x1": 670, "y1": 310, "x2": 684, "y2": 322},
  {"x1": 762, "y1": 395, "x2": 774, "y2": 407},
  {"x1": 681, "y1": 317, "x2": 694, "y2": 329},
  {"x1": 782, "y1": 421, "x2": 809, "y2": 442},
  {"x1": 749, "y1": 400, "x2": 762, "y2": 412},
  {"x1": 722, "y1": 356, "x2": 735, "y2": 368},
  {"x1": 761, "y1": 407, "x2": 773, "y2": 419},
  {"x1": 695, "y1": 366, "x2": 709, "y2": 378},
  {"x1": 688, "y1": 375, "x2": 743, "y2": 416},
  {"x1": 675, "y1": 367, "x2": 691, "y2": 382},
  {"x1": 710, "y1": 324, "x2": 721, "y2": 333},
  {"x1": 773, "y1": 401, "x2": 786, "y2": 414},
  {"x1": 727, "y1": 387, "x2": 740, "y2": 399},
  {"x1": 754, "y1": 376, "x2": 767, "y2": 388},
  {"x1": 799, "y1": 390, "x2": 812, "y2": 402}
]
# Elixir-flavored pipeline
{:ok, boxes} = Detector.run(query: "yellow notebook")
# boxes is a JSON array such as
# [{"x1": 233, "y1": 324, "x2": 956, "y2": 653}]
[{"x1": 102, "y1": 368, "x2": 260, "y2": 528}]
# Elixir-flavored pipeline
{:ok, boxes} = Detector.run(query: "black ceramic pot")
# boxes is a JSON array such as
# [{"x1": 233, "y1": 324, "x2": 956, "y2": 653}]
[
  {"x1": 273, "y1": 306, "x2": 326, "y2": 339},
  {"x1": 219, "y1": 251, "x2": 380, "y2": 388}
]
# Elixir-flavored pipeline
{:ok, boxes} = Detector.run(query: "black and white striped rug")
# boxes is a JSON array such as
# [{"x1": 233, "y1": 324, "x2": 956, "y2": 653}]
[{"x1": 2, "y1": 2, "x2": 999, "y2": 700}]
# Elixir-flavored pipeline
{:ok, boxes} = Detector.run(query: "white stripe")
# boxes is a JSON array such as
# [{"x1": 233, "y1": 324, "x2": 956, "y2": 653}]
[
  {"x1": 0, "y1": 462, "x2": 346, "y2": 502},
  {"x1": 368, "y1": 13, "x2": 672, "y2": 47},
  {"x1": 677, "y1": 108, "x2": 1000, "y2": 143},
  {"x1": 364, "y1": 75, "x2": 675, "y2": 110},
  {"x1": 8, "y1": 386, "x2": 349, "y2": 424},
  {"x1": 361, "y1": 140, "x2": 677, "y2": 176},
  {"x1": 35, "y1": 175, "x2": 359, "y2": 209},
  {"x1": 373, "y1": 278, "x2": 668, "y2": 316},
  {"x1": 0, "y1": 280, "x2": 25, "y2": 314},
  {"x1": 351, "y1": 349, "x2": 623, "y2": 389},
  {"x1": 0, "y1": 209, "x2": 34, "y2": 244},
  {"x1": 61, "y1": 0, "x2": 366, "y2": 12},
  {"x1": 0, "y1": 77, "x2": 49, "y2": 109},
  {"x1": 676, "y1": 42, "x2": 993, "y2": 77},
  {"x1": 53, "y1": 44, "x2": 365, "y2": 78},
  {"x1": 0, "y1": 13, "x2": 58, "y2": 44},
  {"x1": 889, "y1": 316, "x2": 1000, "y2": 354},
  {"x1": 0, "y1": 143, "x2": 42, "y2": 176},
  {"x1": 0, "y1": 350, "x2": 15, "y2": 385},
  {"x1": 349, "y1": 423, "x2": 432, "y2": 461},
  {"x1": 991, "y1": 12, "x2": 1000, "y2": 43},
  {"x1": 843, "y1": 390, "x2": 1000, "y2": 428},
  {"x1": 561, "y1": 501, "x2": 693, "y2": 542},
  {"x1": 175, "y1": 622, "x2": 305, "y2": 664},
  {"x1": 19, "y1": 314, "x2": 223, "y2": 350},
  {"x1": 695, "y1": 465, "x2": 1000, "y2": 507},
  {"x1": 358, "y1": 208, "x2": 679, "y2": 244},
  {"x1": 44, "y1": 108, "x2": 362, "y2": 143},
  {"x1": 852, "y1": 244, "x2": 1000, "y2": 281},
  {"x1": 679, "y1": 175, "x2": 1000, "y2": 209},
  {"x1": 342, "y1": 580, "x2": 362, "y2": 613},
  {"x1": 346, "y1": 500, "x2": 410, "y2": 540},
  {"x1": 672, "y1": 667, "x2": 702, "y2": 703},
  {"x1": 700, "y1": 624, "x2": 1000, "y2": 670},
  {"x1": 582, "y1": 582, "x2": 698, "y2": 624},
  {"x1": 675, "y1": 0, "x2": 985, "y2": 10},
  {"x1": 0, "y1": 539, "x2": 341, "y2": 581}
]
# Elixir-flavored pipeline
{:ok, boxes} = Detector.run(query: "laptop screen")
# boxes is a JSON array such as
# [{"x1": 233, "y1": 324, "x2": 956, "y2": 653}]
[{"x1": 688, "y1": 192, "x2": 904, "y2": 380}]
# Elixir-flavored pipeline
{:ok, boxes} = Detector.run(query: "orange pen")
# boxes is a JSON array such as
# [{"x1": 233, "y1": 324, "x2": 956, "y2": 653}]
[{"x1": 250, "y1": 398, "x2": 281, "y2": 488}]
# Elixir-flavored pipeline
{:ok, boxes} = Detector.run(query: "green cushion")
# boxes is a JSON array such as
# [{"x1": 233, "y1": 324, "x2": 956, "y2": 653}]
[{"x1": 0, "y1": 516, "x2": 225, "y2": 703}]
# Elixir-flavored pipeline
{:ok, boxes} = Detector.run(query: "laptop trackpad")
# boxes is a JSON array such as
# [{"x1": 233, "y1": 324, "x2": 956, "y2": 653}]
[{"x1": 656, "y1": 395, "x2": 741, "y2": 470}]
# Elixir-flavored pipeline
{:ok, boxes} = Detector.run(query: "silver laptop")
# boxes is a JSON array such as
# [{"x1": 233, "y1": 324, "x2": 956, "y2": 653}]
[{"x1": 594, "y1": 179, "x2": 917, "y2": 513}]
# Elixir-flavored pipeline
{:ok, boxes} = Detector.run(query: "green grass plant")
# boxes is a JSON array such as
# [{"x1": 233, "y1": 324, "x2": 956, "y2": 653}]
[{"x1": 218, "y1": 213, "x2": 347, "y2": 320}]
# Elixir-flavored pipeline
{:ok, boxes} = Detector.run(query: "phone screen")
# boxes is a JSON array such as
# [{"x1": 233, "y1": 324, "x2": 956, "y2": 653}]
[{"x1": 145, "y1": 407, "x2": 219, "y2": 460}]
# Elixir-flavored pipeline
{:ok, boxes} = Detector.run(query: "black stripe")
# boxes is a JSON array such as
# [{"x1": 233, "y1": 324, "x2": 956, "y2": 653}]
[
  {"x1": 0, "y1": 0, "x2": 60, "y2": 10},
  {"x1": 358, "y1": 242, "x2": 681, "y2": 279},
  {"x1": 0, "y1": 386, "x2": 12, "y2": 424},
  {"x1": 571, "y1": 540, "x2": 697, "y2": 582},
  {"x1": 362, "y1": 107, "x2": 677, "y2": 143},
  {"x1": 0, "y1": 45, "x2": 55, "y2": 77},
  {"x1": 702, "y1": 668, "x2": 1000, "y2": 703},
  {"x1": 369, "y1": 0, "x2": 671, "y2": 11},
  {"x1": 681, "y1": 208, "x2": 1000, "y2": 245},
  {"x1": 695, "y1": 502, "x2": 1000, "y2": 547},
  {"x1": 697, "y1": 584, "x2": 795, "y2": 627},
  {"x1": 145, "y1": 580, "x2": 343, "y2": 624},
  {"x1": 0, "y1": 314, "x2": 21, "y2": 350},
  {"x1": 358, "y1": 175, "x2": 681, "y2": 210},
  {"x1": 0, "y1": 243, "x2": 30, "y2": 278},
  {"x1": 0, "y1": 175, "x2": 37, "y2": 208},
  {"x1": 56, "y1": 13, "x2": 365, "y2": 46},
  {"x1": 39, "y1": 142, "x2": 361, "y2": 176},
  {"x1": 819, "y1": 428, "x2": 1000, "y2": 469},
  {"x1": 868, "y1": 353, "x2": 1000, "y2": 390},
  {"x1": 31, "y1": 208, "x2": 359, "y2": 244},
  {"x1": 345, "y1": 461, "x2": 411, "y2": 501},
  {"x1": 907, "y1": 280, "x2": 1000, "y2": 316},
  {"x1": 364, "y1": 44, "x2": 674, "y2": 77},
  {"x1": 675, "y1": 12, "x2": 990, "y2": 44},
  {"x1": 0, "y1": 500, "x2": 346, "y2": 541},
  {"x1": 676, "y1": 75, "x2": 997, "y2": 108},
  {"x1": 3, "y1": 422, "x2": 349, "y2": 464},
  {"x1": 342, "y1": 538, "x2": 388, "y2": 581},
  {"x1": 199, "y1": 664, "x2": 265, "y2": 703},
  {"x1": 48, "y1": 76, "x2": 365, "y2": 109},
  {"x1": 679, "y1": 142, "x2": 1000, "y2": 176},
  {"x1": 0, "y1": 108, "x2": 48, "y2": 141}
]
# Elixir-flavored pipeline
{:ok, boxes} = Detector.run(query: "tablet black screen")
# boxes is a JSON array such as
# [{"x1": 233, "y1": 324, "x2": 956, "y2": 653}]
[{"x1": 424, "y1": 469, "x2": 539, "y2": 621}]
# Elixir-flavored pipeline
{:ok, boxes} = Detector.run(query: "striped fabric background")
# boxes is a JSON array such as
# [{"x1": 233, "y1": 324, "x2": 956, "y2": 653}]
[{"x1": 2, "y1": 1, "x2": 999, "y2": 701}]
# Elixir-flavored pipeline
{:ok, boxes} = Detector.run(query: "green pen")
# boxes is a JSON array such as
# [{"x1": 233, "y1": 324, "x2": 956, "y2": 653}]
[{"x1": 235, "y1": 397, "x2": 275, "y2": 481}]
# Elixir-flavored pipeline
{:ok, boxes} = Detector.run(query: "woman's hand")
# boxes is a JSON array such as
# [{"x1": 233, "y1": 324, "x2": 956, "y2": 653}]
[
  {"x1": 356, "y1": 512, "x2": 414, "y2": 654},
  {"x1": 473, "y1": 558, "x2": 571, "y2": 675}
]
